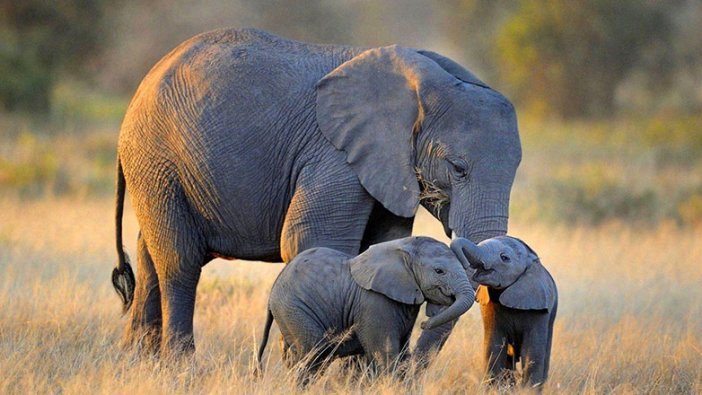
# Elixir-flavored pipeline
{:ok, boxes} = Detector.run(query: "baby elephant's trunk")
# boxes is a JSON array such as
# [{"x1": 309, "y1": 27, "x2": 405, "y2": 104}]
[{"x1": 422, "y1": 282, "x2": 475, "y2": 330}]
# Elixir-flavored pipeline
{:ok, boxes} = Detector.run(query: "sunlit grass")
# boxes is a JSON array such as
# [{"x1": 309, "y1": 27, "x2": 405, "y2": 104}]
[
  {"x1": 1, "y1": 197, "x2": 700, "y2": 393},
  {"x1": 1, "y1": 111, "x2": 701, "y2": 392}
]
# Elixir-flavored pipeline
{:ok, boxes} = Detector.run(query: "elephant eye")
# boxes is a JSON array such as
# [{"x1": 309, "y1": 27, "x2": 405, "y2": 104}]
[
  {"x1": 434, "y1": 268, "x2": 445, "y2": 275},
  {"x1": 453, "y1": 163, "x2": 466, "y2": 177},
  {"x1": 500, "y1": 253, "x2": 511, "y2": 263},
  {"x1": 447, "y1": 158, "x2": 468, "y2": 179}
]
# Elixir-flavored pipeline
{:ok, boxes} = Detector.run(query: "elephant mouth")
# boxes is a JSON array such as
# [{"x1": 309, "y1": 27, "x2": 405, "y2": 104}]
[
  {"x1": 472, "y1": 269, "x2": 498, "y2": 286},
  {"x1": 441, "y1": 290, "x2": 456, "y2": 301},
  {"x1": 436, "y1": 287, "x2": 456, "y2": 304}
]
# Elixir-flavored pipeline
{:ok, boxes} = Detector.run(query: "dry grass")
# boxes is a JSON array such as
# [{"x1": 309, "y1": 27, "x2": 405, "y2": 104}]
[{"x1": 1, "y1": 196, "x2": 700, "y2": 394}]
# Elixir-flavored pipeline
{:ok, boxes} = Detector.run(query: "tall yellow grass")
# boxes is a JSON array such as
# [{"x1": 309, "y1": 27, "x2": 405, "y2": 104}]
[{"x1": 1, "y1": 197, "x2": 700, "y2": 394}]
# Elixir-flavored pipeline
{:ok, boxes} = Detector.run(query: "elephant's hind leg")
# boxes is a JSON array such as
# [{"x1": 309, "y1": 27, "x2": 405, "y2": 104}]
[
  {"x1": 154, "y1": 239, "x2": 205, "y2": 355},
  {"x1": 279, "y1": 320, "x2": 334, "y2": 386},
  {"x1": 123, "y1": 232, "x2": 162, "y2": 353},
  {"x1": 137, "y1": 188, "x2": 207, "y2": 355}
]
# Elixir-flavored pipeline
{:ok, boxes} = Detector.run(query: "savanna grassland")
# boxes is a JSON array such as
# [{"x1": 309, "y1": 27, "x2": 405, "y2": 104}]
[{"x1": 1, "y1": 114, "x2": 701, "y2": 394}]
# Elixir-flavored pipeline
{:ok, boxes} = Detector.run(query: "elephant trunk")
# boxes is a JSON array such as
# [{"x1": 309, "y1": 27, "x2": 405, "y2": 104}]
[
  {"x1": 450, "y1": 237, "x2": 488, "y2": 270},
  {"x1": 448, "y1": 182, "x2": 511, "y2": 243},
  {"x1": 421, "y1": 282, "x2": 474, "y2": 330}
]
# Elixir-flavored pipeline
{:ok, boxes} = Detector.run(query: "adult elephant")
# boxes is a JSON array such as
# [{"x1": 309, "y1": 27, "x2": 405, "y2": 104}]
[{"x1": 112, "y1": 28, "x2": 521, "y2": 356}]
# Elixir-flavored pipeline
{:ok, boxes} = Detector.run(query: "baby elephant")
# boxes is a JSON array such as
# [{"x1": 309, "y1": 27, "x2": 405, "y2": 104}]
[
  {"x1": 257, "y1": 236, "x2": 475, "y2": 383},
  {"x1": 451, "y1": 236, "x2": 557, "y2": 387}
]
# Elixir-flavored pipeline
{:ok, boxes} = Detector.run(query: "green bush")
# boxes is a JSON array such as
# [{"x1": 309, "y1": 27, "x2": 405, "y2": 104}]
[
  {"x1": 513, "y1": 117, "x2": 702, "y2": 226},
  {"x1": 540, "y1": 179, "x2": 659, "y2": 224},
  {"x1": 0, "y1": 128, "x2": 117, "y2": 197},
  {"x1": 674, "y1": 188, "x2": 702, "y2": 226},
  {"x1": 0, "y1": 1, "x2": 117, "y2": 112},
  {"x1": 496, "y1": 0, "x2": 672, "y2": 118},
  {"x1": 642, "y1": 114, "x2": 702, "y2": 164}
]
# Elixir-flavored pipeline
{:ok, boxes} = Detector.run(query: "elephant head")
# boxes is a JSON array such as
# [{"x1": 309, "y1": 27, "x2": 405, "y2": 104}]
[
  {"x1": 350, "y1": 237, "x2": 475, "y2": 330},
  {"x1": 450, "y1": 236, "x2": 555, "y2": 310},
  {"x1": 316, "y1": 46, "x2": 521, "y2": 243}
]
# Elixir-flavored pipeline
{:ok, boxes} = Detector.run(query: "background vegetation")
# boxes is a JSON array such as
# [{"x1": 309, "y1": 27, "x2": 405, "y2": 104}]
[{"x1": 1, "y1": 0, "x2": 701, "y2": 393}]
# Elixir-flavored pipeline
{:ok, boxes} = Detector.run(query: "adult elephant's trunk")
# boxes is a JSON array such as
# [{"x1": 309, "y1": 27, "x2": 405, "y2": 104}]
[
  {"x1": 449, "y1": 182, "x2": 511, "y2": 243},
  {"x1": 421, "y1": 282, "x2": 474, "y2": 330}
]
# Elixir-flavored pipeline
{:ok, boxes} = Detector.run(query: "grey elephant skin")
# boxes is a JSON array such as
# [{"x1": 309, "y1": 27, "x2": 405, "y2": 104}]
[
  {"x1": 256, "y1": 237, "x2": 475, "y2": 383},
  {"x1": 451, "y1": 236, "x2": 557, "y2": 387},
  {"x1": 111, "y1": 28, "x2": 521, "y2": 355}
]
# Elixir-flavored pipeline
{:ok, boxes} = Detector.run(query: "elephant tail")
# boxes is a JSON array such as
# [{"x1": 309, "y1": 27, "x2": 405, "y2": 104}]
[
  {"x1": 255, "y1": 308, "x2": 274, "y2": 378},
  {"x1": 112, "y1": 155, "x2": 135, "y2": 314}
]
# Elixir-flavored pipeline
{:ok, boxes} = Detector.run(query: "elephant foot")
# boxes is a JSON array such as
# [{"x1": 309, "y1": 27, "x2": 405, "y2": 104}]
[
  {"x1": 122, "y1": 324, "x2": 162, "y2": 356},
  {"x1": 484, "y1": 369, "x2": 518, "y2": 388},
  {"x1": 162, "y1": 333, "x2": 196, "y2": 357}
]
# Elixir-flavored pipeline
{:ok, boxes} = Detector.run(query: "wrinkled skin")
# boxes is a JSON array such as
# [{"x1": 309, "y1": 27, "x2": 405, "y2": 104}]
[
  {"x1": 112, "y1": 28, "x2": 521, "y2": 356},
  {"x1": 451, "y1": 236, "x2": 558, "y2": 387},
  {"x1": 257, "y1": 237, "x2": 474, "y2": 384}
]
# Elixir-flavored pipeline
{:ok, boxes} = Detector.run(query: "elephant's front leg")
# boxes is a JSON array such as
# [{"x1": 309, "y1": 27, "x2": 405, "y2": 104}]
[
  {"x1": 280, "y1": 163, "x2": 375, "y2": 261},
  {"x1": 479, "y1": 305, "x2": 514, "y2": 385},
  {"x1": 520, "y1": 326, "x2": 549, "y2": 387},
  {"x1": 361, "y1": 335, "x2": 403, "y2": 376},
  {"x1": 484, "y1": 335, "x2": 514, "y2": 385},
  {"x1": 359, "y1": 201, "x2": 414, "y2": 252},
  {"x1": 357, "y1": 298, "x2": 415, "y2": 376}
]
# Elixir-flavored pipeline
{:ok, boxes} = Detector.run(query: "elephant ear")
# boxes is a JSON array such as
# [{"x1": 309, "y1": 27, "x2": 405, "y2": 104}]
[
  {"x1": 416, "y1": 49, "x2": 490, "y2": 88},
  {"x1": 349, "y1": 243, "x2": 424, "y2": 305},
  {"x1": 316, "y1": 46, "x2": 443, "y2": 218},
  {"x1": 499, "y1": 260, "x2": 556, "y2": 311}
]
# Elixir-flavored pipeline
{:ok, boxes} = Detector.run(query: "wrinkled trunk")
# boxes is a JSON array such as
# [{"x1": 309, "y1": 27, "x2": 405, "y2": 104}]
[
  {"x1": 450, "y1": 237, "x2": 489, "y2": 270},
  {"x1": 422, "y1": 282, "x2": 474, "y2": 329},
  {"x1": 449, "y1": 182, "x2": 511, "y2": 243}
]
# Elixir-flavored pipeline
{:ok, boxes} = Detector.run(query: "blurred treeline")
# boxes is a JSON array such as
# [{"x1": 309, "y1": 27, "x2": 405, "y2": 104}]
[
  {"x1": 1, "y1": 0, "x2": 701, "y2": 226},
  {"x1": 2, "y1": 0, "x2": 701, "y2": 118}
]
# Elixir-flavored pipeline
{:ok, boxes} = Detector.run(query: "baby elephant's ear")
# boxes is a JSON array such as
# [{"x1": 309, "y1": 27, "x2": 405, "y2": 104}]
[
  {"x1": 349, "y1": 244, "x2": 425, "y2": 305},
  {"x1": 499, "y1": 261, "x2": 556, "y2": 311}
]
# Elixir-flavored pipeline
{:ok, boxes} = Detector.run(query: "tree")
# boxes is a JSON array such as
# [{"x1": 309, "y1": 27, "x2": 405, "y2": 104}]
[
  {"x1": 0, "y1": 0, "x2": 115, "y2": 112},
  {"x1": 438, "y1": 1, "x2": 518, "y2": 87},
  {"x1": 496, "y1": 0, "x2": 672, "y2": 118}
]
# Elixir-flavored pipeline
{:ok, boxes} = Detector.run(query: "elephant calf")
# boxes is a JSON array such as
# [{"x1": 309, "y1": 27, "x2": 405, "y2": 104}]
[
  {"x1": 257, "y1": 236, "x2": 475, "y2": 383},
  {"x1": 451, "y1": 236, "x2": 557, "y2": 387}
]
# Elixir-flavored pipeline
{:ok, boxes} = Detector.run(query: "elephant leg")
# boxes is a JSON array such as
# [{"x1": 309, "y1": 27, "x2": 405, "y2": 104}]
[
  {"x1": 273, "y1": 310, "x2": 334, "y2": 385},
  {"x1": 359, "y1": 330, "x2": 403, "y2": 375},
  {"x1": 521, "y1": 331, "x2": 548, "y2": 387},
  {"x1": 359, "y1": 201, "x2": 414, "y2": 252},
  {"x1": 158, "y1": 261, "x2": 202, "y2": 355},
  {"x1": 542, "y1": 306, "x2": 557, "y2": 380},
  {"x1": 281, "y1": 336, "x2": 294, "y2": 369},
  {"x1": 280, "y1": 164, "x2": 374, "y2": 262},
  {"x1": 142, "y1": 203, "x2": 205, "y2": 354},
  {"x1": 413, "y1": 316, "x2": 457, "y2": 369},
  {"x1": 123, "y1": 232, "x2": 162, "y2": 353},
  {"x1": 484, "y1": 337, "x2": 514, "y2": 385},
  {"x1": 291, "y1": 327, "x2": 334, "y2": 386},
  {"x1": 368, "y1": 341, "x2": 403, "y2": 377},
  {"x1": 392, "y1": 331, "x2": 413, "y2": 380}
]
